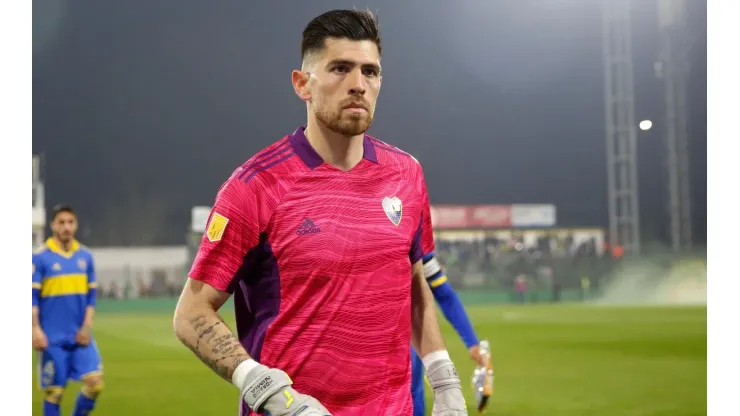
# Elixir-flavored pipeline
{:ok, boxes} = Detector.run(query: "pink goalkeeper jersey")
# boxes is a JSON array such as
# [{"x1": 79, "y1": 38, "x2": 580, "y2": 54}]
[{"x1": 189, "y1": 127, "x2": 435, "y2": 416}]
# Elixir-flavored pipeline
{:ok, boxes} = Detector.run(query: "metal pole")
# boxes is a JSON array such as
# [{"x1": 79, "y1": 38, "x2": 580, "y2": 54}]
[
  {"x1": 603, "y1": 0, "x2": 641, "y2": 254},
  {"x1": 658, "y1": 0, "x2": 692, "y2": 252}
]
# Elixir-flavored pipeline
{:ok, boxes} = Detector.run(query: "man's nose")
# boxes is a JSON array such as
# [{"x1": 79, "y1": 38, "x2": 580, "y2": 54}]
[{"x1": 347, "y1": 69, "x2": 367, "y2": 96}]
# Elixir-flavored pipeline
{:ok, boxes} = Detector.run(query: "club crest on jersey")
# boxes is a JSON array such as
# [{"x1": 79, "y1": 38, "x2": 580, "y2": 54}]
[
  {"x1": 206, "y1": 213, "x2": 229, "y2": 242},
  {"x1": 382, "y1": 196, "x2": 403, "y2": 226},
  {"x1": 52, "y1": 263, "x2": 62, "y2": 271},
  {"x1": 77, "y1": 259, "x2": 87, "y2": 271}
]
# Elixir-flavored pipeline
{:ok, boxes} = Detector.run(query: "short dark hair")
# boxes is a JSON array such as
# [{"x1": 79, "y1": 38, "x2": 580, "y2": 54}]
[
  {"x1": 301, "y1": 9, "x2": 381, "y2": 62},
  {"x1": 51, "y1": 204, "x2": 76, "y2": 221}
]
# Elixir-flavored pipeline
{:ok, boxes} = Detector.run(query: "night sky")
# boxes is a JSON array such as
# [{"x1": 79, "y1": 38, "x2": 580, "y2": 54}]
[{"x1": 32, "y1": 0, "x2": 706, "y2": 246}]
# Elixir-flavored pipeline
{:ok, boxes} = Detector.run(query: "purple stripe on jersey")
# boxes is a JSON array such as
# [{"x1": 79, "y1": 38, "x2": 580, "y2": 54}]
[
  {"x1": 370, "y1": 139, "x2": 408, "y2": 156},
  {"x1": 241, "y1": 152, "x2": 295, "y2": 184},
  {"x1": 237, "y1": 141, "x2": 292, "y2": 180},
  {"x1": 409, "y1": 215, "x2": 424, "y2": 264},
  {"x1": 252, "y1": 138, "x2": 290, "y2": 163},
  {"x1": 233, "y1": 236, "x2": 281, "y2": 364}
]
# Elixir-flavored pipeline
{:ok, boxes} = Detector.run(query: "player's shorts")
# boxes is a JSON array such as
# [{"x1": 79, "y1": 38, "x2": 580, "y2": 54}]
[
  {"x1": 38, "y1": 342, "x2": 103, "y2": 389},
  {"x1": 410, "y1": 348, "x2": 426, "y2": 416}
]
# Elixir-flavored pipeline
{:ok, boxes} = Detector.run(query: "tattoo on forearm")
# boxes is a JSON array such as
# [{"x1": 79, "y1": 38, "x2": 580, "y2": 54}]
[{"x1": 185, "y1": 315, "x2": 250, "y2": 381}]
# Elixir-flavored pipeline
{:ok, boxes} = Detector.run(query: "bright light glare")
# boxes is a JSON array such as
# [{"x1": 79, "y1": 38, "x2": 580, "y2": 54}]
[{"x1": 639, "y1": 120, "x2": 653, "y2": 131}]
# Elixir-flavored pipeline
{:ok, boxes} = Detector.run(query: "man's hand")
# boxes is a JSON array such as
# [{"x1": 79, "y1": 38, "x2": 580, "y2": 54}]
[
  {"x1": 76, "y1": 326, "x2": 92, "y2": 346},
  {"x1": 238, "y1": 362, "x2": 331, "y2": 416},
  {"x1": 32, "y1": 326, "x2": 48, "y2": 350},
  {"x1": 468, "y1": 345, "x2": 485, "y2": 366},
  {"x1": 427, "y1": 358, "x2": 468, "y2": 415}
]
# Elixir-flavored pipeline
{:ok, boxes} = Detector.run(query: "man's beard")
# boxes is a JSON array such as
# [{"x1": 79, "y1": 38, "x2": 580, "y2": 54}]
[
  {"x1": 55, "y1": 233, "x2": 73, "y2": 243},
  {"x1": 315, "y1": 106, "x2": 373, "y2": 137}
]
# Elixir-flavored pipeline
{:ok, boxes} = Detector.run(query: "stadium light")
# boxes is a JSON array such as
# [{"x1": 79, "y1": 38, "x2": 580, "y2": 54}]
[{"x1": 639, "y1": 120, "x2": 653, "y2": 131}]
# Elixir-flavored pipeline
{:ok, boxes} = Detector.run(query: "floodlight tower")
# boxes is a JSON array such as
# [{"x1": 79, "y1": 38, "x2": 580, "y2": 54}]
[
  {"x1": 657, "y1": 0, "x2": 692, "y2": 252},
  {"x1": 602, "y1": 0, "x2": 641, "y2": 254}
]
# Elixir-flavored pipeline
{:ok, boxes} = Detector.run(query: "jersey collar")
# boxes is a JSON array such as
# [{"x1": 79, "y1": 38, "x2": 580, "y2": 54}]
[
  {"x1": 45, "y1": 237, "x2": 80, "y2": 257},
  {"x1": 289, "y1": 126, "x2": 378, "y2": 169}
]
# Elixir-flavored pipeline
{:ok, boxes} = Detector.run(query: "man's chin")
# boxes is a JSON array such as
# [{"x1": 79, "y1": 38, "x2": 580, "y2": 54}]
[
  {"x1": 315, "y1": 110, "x2": 373, "y2": 137},
  {"x1": 331, "y1": 119, "x2": 372, "y2": 137}
]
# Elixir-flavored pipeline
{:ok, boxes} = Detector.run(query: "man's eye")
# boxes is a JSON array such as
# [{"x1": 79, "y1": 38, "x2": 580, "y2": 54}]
[
  {"x1": 332, "y1": 65, "x2": 349, "y2": 73},
  {"x1": 363, "y1": 68, "x2": 379, "y2": 77}
]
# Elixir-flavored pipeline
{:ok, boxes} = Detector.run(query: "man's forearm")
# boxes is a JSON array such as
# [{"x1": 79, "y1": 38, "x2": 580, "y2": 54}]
[
  {"x1": 32, "y1": 306, "x2": 40, "y2": 328},
  {"x1": 174, "y1": 308, "x2": 252, "y2": 382},
  {"x1": 82, "y1": 306, "x2": 95, "y2": 328},
  {"x1": 410, "y1": 262, "x2": 447, "y2": 357}
]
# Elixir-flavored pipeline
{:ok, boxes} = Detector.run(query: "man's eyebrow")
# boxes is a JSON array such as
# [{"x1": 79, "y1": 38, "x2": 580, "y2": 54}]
[{"x1": 326, "y1": 59, "x2": 382, "y2": 72}]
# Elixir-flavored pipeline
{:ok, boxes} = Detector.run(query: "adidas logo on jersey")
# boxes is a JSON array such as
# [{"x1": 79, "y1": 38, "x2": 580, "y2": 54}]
[{"x1": 296, "y1": 218, "x2": 321, "y2": 235}]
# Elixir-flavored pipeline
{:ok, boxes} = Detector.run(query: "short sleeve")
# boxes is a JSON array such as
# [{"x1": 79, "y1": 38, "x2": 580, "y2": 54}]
[
  {"x1": 32, "y1": 254, "x2": 43, "y2": 306},
  {"x1": 86, "y1": 255, "x2": 97, "y2": 285},
  {"x1": 86, "y1": 255, "x2": 98, "y2": 306},
  {"x1": 32, "y1": 254, "x2": 43, "y2": 288},
  {"x1": 189, "y1": 174, "x2": 261, "y2": 292}
]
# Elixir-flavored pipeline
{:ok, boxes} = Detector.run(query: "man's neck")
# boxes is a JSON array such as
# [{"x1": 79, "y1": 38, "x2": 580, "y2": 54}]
[
  {"x1": 304, "y1": 117, "x2": 364, "y2": 171},
  {"x1": 53, "y1": 237, "x2": 72, "y2": 252}
]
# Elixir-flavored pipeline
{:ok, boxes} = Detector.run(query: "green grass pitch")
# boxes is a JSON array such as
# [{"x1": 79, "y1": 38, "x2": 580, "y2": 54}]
[{"x1": 31, "y1": 304, "x2": 706, "y2": 415}]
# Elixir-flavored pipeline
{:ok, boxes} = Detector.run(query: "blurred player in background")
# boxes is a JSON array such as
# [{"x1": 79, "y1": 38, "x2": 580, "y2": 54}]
[
  {"x1": 32, "y1": 205, "x2": 103, "y2": 416},
  {"x1": 413, "y1": 250, "x2": 484, "y2": 416},
  {"x1": 173, "y1": 9, "x2": 467, "y2": 416}
]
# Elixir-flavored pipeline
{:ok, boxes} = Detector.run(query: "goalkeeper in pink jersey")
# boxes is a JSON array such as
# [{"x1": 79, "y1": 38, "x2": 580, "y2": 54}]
[{"x1": 173, "y1": 9, "x2": 468, "y2": 416}]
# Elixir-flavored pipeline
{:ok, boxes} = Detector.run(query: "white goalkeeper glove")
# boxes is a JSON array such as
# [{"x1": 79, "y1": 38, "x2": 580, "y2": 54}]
[
  {"x1": 233, "y1": 360, "x2": 332, "y2": 416},
  {"x1": 426, "y1": 353, "x2": 468, "y2": 415}
]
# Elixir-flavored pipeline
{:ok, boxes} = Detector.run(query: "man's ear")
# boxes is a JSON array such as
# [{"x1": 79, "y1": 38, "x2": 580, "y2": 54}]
[{"x1": 292, "y1": 70, "x2": 311, "y2": 101}]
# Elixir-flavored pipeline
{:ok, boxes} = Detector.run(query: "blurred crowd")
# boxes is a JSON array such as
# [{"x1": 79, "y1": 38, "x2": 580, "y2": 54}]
[
  {"x1": 435, "y1": 233, "x2": 620, "y2": 302},
  {"x1": 96, "y1": 232, "x2": 621, "y2": 303}
]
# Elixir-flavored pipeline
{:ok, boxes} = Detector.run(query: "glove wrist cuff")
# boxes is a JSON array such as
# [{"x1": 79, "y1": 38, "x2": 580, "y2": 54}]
[
  {"x1": 426, "y1": 358, "x2": 462, "y2": 391},
  {"x1": 232, "y1": 359, "x2": 260, "y2": 390},
  {"x1": 236, "y1": 362, "x2": 293, "y2": 411},
  {"x1": 422, "y1": 350, "x2": 450, "y2": 369}
]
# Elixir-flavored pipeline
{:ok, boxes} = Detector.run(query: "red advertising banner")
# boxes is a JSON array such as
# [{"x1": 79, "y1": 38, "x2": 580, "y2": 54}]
[{"x1": 430, "y1": 205, "x2": 512, "y2": 229}]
